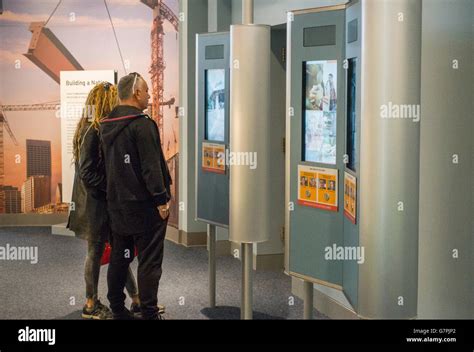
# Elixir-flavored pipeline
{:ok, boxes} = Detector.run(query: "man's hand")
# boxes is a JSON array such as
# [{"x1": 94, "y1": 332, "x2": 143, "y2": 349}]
[{"x1": 158, "y1": 204, "x2": 170, "y2": 220}]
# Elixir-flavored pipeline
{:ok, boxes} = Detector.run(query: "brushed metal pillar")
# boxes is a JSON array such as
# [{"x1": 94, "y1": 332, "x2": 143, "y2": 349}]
[
  {"x1": 241, "y1": 243, "x2": 253, "y2": 320},
  {"x1": 230, "y1": 0, "x2": 270, "y2": 321},
  {"x1": 242, "y1": 0, "x2": 254, "y2": 25},
  {"x1": 303, "y1": 281, "x2": 313, "y2": 320},
  {"x1": 208, "y1": 224, "x2": 216, "y2": 308},
  {"x1": 284, "y1": 9, "x2": 295, "y2": 275},
  {"x1": 229, "y1": 24, "x2": 271, "y2": 244},
  {"x1": 358, "y1": 0, "x2": 422, "y2": 319}
]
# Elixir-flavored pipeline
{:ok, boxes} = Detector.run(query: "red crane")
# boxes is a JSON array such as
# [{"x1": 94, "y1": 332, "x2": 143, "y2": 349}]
[
  {"x1": 141, "y1": 1, "x2": 179, "y2": 227},
  {"x1": 141, "y1": 0, "x2": 178, "y2": 143}
]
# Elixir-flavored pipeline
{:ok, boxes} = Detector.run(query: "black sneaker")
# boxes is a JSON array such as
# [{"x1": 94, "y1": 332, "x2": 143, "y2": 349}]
[
  {"x1": 153, "y1": 313, "x2": 165, "y2": 321},
  {"x1": 113, "y1": 307, "x2": 135, "y2": 320},
  {"x1": 82, "y1": 300, "x2": 113, "y2": 320},
  {"x1": 130, "y1": 303, "x2": 166, "y2": 317},
  {"x1": 130, "y1": 302, "x2": 142, "y2": 319},
  {"x1": 143, "y1": 312, "x2": 165, "y2": 320}
]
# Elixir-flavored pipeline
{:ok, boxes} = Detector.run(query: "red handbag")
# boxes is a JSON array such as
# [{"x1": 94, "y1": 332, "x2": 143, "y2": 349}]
[
  {"x1": 101, "y1": 242, "x2": 138, "y2": 266},
  {"x1": 101, "y1": 242, "x2": 112, "y2": 266}
]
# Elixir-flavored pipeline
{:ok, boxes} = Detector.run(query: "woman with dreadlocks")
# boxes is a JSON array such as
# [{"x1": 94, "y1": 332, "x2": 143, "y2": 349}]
[{"x1": 67, "y1": 82, "x2": 140, "y2": 320}]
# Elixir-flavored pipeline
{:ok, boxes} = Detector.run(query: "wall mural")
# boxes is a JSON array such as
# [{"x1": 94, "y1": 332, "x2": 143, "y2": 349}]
[{"x1": 0, "y1": 0, "x2": 179, "y2": 227}]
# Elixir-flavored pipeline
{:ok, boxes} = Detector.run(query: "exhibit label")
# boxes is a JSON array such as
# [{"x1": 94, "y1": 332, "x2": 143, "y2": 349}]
[
  {"x1": 298, "y1": 165, "x2": 338, "y2": 211},
  {"x1": 344, "y1": 172, "x2": 357, "y2": 224},
  {"x1": 202, "y1": 142, "x2": 226, "y2": 174}
]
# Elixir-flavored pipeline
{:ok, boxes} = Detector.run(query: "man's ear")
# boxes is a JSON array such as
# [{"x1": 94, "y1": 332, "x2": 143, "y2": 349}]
[{"x1": 134, "y1": 88, "x2": 141, "y2": 100}]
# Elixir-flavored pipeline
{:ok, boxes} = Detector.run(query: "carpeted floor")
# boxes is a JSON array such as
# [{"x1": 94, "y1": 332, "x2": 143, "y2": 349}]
[{"x1": 0, "y1": 227, "x2": 328, "y2": 320}]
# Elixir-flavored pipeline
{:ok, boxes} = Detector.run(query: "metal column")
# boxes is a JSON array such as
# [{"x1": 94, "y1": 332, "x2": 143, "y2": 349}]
[
  {"x1": 208, "y1": 224, "x2": 216, "y2": 308},
  {"x1": 241, "y1": 243, "x2": 253, "y2": 319},
  {"x1": 303, "y1": 281, "x2": 313, "y2": 320}
]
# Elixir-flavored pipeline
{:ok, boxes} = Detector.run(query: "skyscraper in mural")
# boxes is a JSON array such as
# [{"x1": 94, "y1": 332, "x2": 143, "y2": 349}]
[
  {"x1": 26, "y1": 139, "x2": 51, "y2": 178},
  {"x1": 3, "y1": 186, "x2": 21, "y2": 213},
  {"x1": 21, "y1": 176, "x2": 50, "y2": 213},
  {"x1": 25, "y1": 139, "x2": 51, "y2": 209}
]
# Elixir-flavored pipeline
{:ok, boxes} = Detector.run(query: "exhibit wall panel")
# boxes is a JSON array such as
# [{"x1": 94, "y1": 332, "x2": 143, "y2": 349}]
[
  {"x1": 195, "y1": 32, "x2": 230, "y2": 228},
  {"x1": 288, "y1": 8, "x2": 346, "y2": 287},
  {"x1": 342, "y1": 0, "x2": 362, "y2": 311}
]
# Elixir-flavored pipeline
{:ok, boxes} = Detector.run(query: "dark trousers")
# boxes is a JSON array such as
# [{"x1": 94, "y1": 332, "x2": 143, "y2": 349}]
[
  {"x1": 85, "y1": 240, "x2": 138, "y2": 301},
  {"x1": 107, "y1": 218, "x2": 168, "y2": 319}
]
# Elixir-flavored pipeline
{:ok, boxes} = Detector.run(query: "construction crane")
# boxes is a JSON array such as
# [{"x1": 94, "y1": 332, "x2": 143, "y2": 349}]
[
  {"x1": 1, "y1": 103, "x2": 58, "y2": 112},
  {"x1": 141, "y1": 0, "x2": 178, "y2": 143},
  {"x1": 141, "y1": 0, "x2": 179, "y2": 226},
  {"x1": 167, "y1": 125, "x2": 178, "y2": 153},
  {"x1": 0, "y1": 103, "x2": 57, "y2": 213},
  {"x1": 0, "y1": 109, "x2": 17, "y2": 213}
]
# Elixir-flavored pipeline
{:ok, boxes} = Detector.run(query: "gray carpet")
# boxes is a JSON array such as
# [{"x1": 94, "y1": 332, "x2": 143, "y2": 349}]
[{"x1": 0, "y1": 227, "x2": 328, "y2": 320}]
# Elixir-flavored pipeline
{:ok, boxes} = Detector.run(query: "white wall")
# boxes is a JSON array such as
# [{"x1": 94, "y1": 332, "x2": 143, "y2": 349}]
[
  {"x1": 418, "y1": 0, "x2": 473, "y2": 319},
  {"x1": 231, "y1": 0, "x2": 346, "y2": 25},
  {"x1": 179, "y1": 0, "x2": 208, "y2": 234},
  {"x1": 208, "y1": 0, "x2": 232, "y2": 32}
]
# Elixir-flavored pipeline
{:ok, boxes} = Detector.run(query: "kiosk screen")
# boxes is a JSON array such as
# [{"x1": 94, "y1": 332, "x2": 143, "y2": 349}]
[
  {"x1": 303, "y1": 60, "x2": 338, "y2": 165},
  {"x1": 205, "y1": 69, "x2": 226, "y2": 142},
  {"x1": 346, "y1": 58, "x2": 357, "y2": 172}
]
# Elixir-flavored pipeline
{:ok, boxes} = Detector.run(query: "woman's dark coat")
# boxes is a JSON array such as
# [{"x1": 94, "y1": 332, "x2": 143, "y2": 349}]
[{"x1": 67, "y1": 122, "x2": 109, "y2": 242}]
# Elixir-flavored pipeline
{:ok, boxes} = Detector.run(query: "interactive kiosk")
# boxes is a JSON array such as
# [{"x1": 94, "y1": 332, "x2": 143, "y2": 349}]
[
  {"x1": 195, "y1": 32, "x2": 230, "y2": 308},
  {"x1": 286, "y1": 1, "x2": 421, "y2": 319}
]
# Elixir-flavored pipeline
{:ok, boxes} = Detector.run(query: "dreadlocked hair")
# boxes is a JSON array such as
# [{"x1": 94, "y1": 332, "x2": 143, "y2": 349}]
[{"x1": 72, "y1": 82, "x2": 118, "y2": 164}]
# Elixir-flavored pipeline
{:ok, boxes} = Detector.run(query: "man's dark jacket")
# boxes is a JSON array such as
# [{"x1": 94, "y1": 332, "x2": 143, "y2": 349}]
[{"x1": 100, "y1": 105, "x2": 172, "y2": 235}]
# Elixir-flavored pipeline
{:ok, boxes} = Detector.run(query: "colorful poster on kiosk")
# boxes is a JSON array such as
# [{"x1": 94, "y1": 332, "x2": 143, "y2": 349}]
[
  {"x1": 344, "y1": 172, "x2": 357, "y2": 224},
  {"x1": 298, "y1": 165, "x2": 338, "y2": 212},
  {"x1": 303, "y1": 60, "x2": 338, "y2": 165},
  {"x1": 202, "y1": 143, "x2": 226, "y2": 174}
]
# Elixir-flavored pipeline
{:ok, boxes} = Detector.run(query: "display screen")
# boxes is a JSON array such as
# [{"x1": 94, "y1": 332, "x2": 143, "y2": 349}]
[
  {"x1": 303, "y1": 25, "x2": 336, "y2": 47},
  {"x1": 346, "y1": 58, "x2": 357, "y2": 172},
  {"x1": 303, "y1": 60, "x2": 338, "y2": 164},
  {"x1": 205, "y1": 69, "x2": 226, "y2": 142}
]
